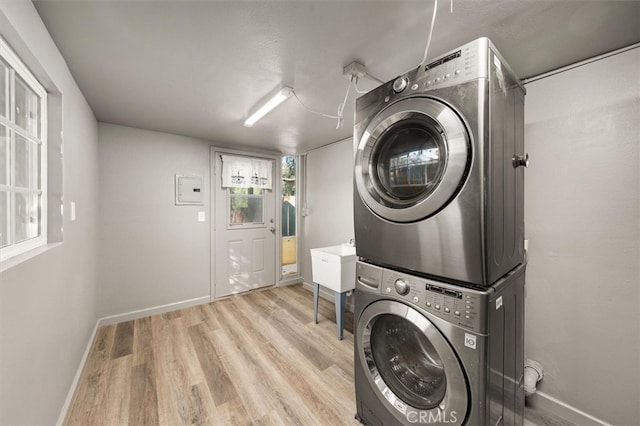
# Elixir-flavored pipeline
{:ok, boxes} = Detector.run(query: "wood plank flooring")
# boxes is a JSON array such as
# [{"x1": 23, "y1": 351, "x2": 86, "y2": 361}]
[
  {"x1": 66, "y1": 284, "x2": 574, "y2": 426},
  {"x1": 65, "y1": 284, "x2": 358, "y2": 426}
]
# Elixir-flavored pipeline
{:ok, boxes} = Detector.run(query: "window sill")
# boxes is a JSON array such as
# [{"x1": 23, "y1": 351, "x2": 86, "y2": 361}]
[{"x1": 0, "y1": 242, "x2": 63, "y2": 273}]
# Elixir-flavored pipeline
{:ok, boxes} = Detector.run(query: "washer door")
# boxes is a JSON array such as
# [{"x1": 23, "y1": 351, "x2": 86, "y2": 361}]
[
  {"x1": 355, "y1": 97, "x2": 470, "y2": 223},
  {"x1": 357, "y1": 300, "x2": 467, "y2": 424}
]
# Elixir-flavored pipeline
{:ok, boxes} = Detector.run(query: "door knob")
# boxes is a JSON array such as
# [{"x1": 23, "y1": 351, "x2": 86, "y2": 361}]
[
  {"x1": 512, "y1": 153, "x2": 529, "y2": 168},
  {"x1": 270, "y1": 227, "x2": 276, "y2": 234}
]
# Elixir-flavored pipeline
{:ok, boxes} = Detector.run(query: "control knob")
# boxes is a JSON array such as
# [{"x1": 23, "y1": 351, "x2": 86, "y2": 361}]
[
  {"x1": 392, "y1": 77, "x2": 409, "y2": 93},
  {"x1": 394, "y1": 278, "x2": 410, "y2": 295}
]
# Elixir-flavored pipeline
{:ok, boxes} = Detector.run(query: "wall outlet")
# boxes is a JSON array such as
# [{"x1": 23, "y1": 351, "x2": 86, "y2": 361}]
[{"x1": 198, "y1": 211, "x2": 206, "y2": 222}]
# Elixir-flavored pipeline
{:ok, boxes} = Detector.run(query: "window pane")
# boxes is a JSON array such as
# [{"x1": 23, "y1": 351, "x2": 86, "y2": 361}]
[
  {"x1": 0, "y1": 191, "x2": 8, "y2": 247},
  {"x1": 229, "y1": 187, "x2": 263, "y2": 195},
  {"x1": 15, "y1": 192, "x2": 39, "y2": 243},
  {"x1": 15, "y1": 133, "x2": 39, "y2": 189},
  {"x1": 281, "y1": 156, "x2": 296, "y2": 237},
  {"x1": 0, "y1": 125, "x2": 8, "y2": 185},
  {"x1": 281, "y1": 156, "x2": 297, "y2": 276},
  {"x1": 0, "y1": 59, "x2": 8, "y2": 119},
  {"x1": 230, "y1": 196, "x2": 263, "y2": 224},
  {"x1": 15, "y1": 74, "x2": 40, "y2": 138},
  {"x1": 1, "y1": 39, "x2": 47, "y2": 258}
]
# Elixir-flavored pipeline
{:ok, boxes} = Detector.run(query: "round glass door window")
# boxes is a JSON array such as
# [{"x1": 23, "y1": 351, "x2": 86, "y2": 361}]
[
  {"x1": 354, "y1": 97, "x2": 470, "y2": 223},
  {"x1": 372, "y1": 118, "x2": 447, "y2": 204},
  {"x1": 357, "y1": 300, "x2": 468, "y2": 422},
  {"x1": 370, "y1": 314, "x2": 447, "y2": 409}
]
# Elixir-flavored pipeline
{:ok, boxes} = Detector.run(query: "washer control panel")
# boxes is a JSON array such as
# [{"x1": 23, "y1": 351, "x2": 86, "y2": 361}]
[
  {"x1": 380, "y1": 267, "x2": 487, "y2": 333},
  {"x1": 394, "y1": 278, "x2": 409, "y2": 295}
]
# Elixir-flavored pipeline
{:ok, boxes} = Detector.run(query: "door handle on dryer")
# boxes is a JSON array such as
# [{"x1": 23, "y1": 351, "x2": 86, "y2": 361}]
[{"x1": 512, "y1": 153, "x2": 529, "y2": 168}]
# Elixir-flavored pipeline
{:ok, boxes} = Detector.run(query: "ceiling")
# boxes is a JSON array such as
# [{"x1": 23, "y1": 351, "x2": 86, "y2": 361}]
[{"x1": 33, "y1": 0, "x2": 640, "y2": 154}]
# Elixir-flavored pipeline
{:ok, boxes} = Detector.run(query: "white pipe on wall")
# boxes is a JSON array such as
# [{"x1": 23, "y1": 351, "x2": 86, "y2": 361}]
[{"x1": 524, "y1": 359, "x2": 545, "y2": 397}]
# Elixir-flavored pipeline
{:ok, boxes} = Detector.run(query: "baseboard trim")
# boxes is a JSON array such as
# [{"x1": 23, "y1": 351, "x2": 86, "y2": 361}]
[
  {"x1": 527, "y1": 391, "x2": 612, "y2": 426},
  {"x1": 98, "y1": 296, "x2": 211, "y2": 326},
  {"x1": 56, "y1": 320, "x2": 100, "y2": 426},
  {"x1": 279, "y1": 276, "x2": 304, "y2": 287}
]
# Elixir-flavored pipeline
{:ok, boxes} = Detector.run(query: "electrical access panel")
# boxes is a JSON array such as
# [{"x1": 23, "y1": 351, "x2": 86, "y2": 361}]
[{"x1": 175, "y1": 174, "x2": 203, "y2": 205}]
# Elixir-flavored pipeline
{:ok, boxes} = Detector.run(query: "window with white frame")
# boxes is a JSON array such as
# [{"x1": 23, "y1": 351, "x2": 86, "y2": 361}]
[{"x1": 0, "y1": 38, "x2": 47, "y2": 261}]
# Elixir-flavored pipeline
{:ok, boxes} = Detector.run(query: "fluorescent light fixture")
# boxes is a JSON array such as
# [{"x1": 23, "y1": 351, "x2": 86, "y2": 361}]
[{"x1": 243, "y1": 87, "x2": 293, "y2": 127}]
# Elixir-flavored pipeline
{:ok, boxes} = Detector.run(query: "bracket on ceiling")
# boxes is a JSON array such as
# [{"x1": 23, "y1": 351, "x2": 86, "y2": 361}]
[{"x1": 343, "y1": 61, "x2": 368, "y2": 80}]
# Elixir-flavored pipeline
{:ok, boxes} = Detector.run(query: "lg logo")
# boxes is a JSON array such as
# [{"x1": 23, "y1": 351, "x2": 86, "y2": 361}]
[{"x1": 464, "y1": 333, "x2": 477, "y2": 350}]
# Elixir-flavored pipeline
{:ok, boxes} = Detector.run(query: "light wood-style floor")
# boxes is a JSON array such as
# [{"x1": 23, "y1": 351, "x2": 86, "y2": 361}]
[
  {"x1": 66, "y1": 284, "x2": 359, "y2": 425},
  {"x1": 66, "y1": 284, "x2": 575, "y2": 426}
]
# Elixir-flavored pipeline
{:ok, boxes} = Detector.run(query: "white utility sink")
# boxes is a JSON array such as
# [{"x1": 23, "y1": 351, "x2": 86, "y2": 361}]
[
  {"x1": 310, "y1": 244, "x2": 357, "y2": 292},
  {"x1": 310, "y1": 243, "x2": 357, "y2": 340}
]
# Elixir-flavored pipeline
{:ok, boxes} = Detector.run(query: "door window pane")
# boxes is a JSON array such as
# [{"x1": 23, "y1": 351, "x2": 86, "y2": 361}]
[
  {"x1": 0, "y1": 59, "x2": 7, "y2": 118},
  {"x1": 0, "y1": 191, "x2": 8, "y2": 247},
  {"x1": 370, "y1": 314, "x2": 447, "y2": 410},
  {"x1": 14, "y1": 192, "x2": 39, "y2": 243},
  {"x1": 230, "y1": 187, "x2": 263, "y2": 195},
  {"x1": 15, "y1": 74, "x2": 40, "y2": 138},
  {"x1": 0, "y1": 125, "x2": 8, "y2": 185},
  {"x1": 229, "y1": 187, "x2": 264, "y2": 225},
  {"x1": 14, "y1": 133, "x2": 39, "y2": 189}
]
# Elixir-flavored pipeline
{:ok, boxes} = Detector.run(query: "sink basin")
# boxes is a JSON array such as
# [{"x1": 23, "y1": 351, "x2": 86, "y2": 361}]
[
  {"x1": 314, "y1": 244, "x2": 356, "y2": 257},
  {"x1": 310, "y1": 245, "x2": 357, "y2": 292}
]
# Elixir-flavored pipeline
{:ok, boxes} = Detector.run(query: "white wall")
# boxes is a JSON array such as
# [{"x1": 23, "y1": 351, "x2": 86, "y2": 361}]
[
  {"x1": 0, "y1": 3, "x2": 99, "y2": 425},
  {"x1": 98, "y1": 123, "x2": 211, "y2": 317},
  {"x1": 524, "y1": 47, "x2": 639, "y2": 425},
  {"x1": 302, "y1": 138, "x2": 355, "y2": 286}
]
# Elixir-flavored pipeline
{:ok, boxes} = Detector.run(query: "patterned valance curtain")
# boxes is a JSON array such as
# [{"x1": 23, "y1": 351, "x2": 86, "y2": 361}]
[{"x1": 220, "y1": 154, "x2": 273, "y2": 189}]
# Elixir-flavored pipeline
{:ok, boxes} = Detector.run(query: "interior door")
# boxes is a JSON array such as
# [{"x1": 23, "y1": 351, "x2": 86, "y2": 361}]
[{"x1": 213, "y1": 151, "x2": 276, "y2": 298}]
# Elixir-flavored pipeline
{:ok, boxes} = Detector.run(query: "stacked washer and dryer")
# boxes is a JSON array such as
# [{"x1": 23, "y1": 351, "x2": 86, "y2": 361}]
[{"x1": 353, "y1": 38, "x2": 528, "y2": 425}]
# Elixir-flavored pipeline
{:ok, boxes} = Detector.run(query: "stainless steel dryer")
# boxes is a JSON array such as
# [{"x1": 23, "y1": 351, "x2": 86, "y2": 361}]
[
  {"x1": 354, "y1": 260, "x2": 525, "y2": 426},
  {"x1": 354, "y1": 37, "x2": 527, "y2": 286}
]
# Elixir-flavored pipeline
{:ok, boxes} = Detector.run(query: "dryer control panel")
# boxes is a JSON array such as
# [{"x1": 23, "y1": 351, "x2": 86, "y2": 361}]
[
  {"x1": 378, "y1": 267, "x2": 488, "y2": 334},
  {"x1": 384, "y1": 37, "x2": 522, "y2": 99},
  {"x1": 388, "y1": 37, "x2": 489, "y2": 96},
  {"x1": 418, "y1": 39, "x2": 485, "y2": 91}
]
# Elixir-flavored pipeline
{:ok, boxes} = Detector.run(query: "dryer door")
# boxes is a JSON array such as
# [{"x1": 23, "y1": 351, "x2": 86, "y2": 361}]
[
  {"x1": 355, "y1": 97, "x2": 470, "y2": 223},
  {"x1": 357, "y1": 299, "x2": 467, "y2": 424}
]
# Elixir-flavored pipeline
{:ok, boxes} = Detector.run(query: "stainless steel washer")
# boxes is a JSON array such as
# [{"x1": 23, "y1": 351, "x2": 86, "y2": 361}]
[
  {"x1": 354, "y1": 260, "x2": 525, "y2": 425},
  {"x1": 354, "y1": 37, "x2": 527, "y2": 286}
]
